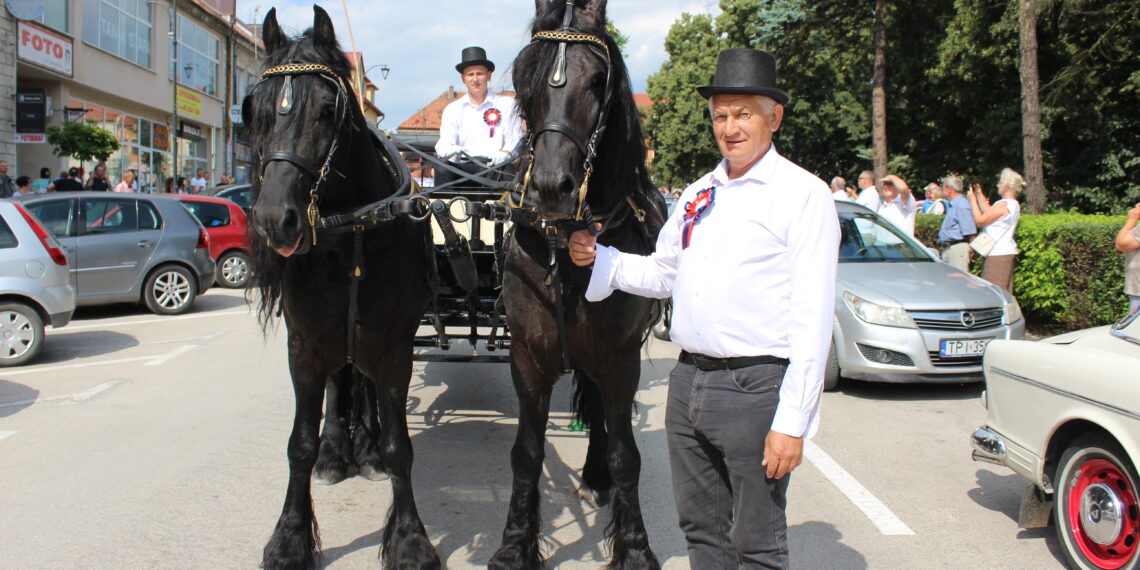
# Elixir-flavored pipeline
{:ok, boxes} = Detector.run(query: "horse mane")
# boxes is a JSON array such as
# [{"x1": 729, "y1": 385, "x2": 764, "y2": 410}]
[
  {"x1": 513, "y1": 2, "x2": 663, "y2": 224},
  {"x1": 245, "y1": 27, "x2": 358, "y2": 330}
]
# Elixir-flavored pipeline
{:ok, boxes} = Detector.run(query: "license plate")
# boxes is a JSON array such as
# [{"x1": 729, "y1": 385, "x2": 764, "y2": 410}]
[{"x1": 939, "y1": 338, "x2": 993, "y2": 358}]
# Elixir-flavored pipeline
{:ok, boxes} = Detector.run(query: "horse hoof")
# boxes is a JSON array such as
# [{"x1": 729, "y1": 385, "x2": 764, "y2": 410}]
[
  {"x1": 314, "y1": 467, "x2": 348, "y2": 485},
  {"x1": 358, "y1": 463, "x2": 389, "y2": 481},
  {"x1": 578, "y1": 487, "x2": 611, "y2": 508}
]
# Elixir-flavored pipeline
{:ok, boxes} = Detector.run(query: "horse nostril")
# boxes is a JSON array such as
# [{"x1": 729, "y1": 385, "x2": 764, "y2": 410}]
[{"x1": 281, "y1": 206, "x2": 301, "y2": 232}]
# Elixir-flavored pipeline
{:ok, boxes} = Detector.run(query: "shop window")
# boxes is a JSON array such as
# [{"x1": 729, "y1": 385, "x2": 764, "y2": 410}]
[
  {"x1": 171, "y1": 16, "x2": 219, "y2": 96},
  {"x1": 84, "y1": 0, "x2": 152, "y2": 68},
  {"x1": 36, "y1": 0, "x2": 69, "y2": 33}
]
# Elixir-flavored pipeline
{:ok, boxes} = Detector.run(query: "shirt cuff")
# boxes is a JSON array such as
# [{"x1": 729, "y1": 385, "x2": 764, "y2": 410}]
[
  {"x1": 584, "y1": 244, "x2": 619, "y2": 302},
  {"x1": 770, "y1": 404, "x2": 812, "y2": 439}
]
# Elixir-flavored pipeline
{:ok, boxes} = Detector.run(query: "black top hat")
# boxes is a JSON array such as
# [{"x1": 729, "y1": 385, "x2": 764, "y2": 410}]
[
  {"x1": 456, "y1": 46, "x2": 495, "y2": 73},
  {"x1": 697, "y1": 48, "x2": 789, "y2": 105}
]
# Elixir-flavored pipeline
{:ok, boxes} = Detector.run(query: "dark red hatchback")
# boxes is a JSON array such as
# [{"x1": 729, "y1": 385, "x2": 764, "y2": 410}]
[{"x1": 175, "y1": 194, "x2": 251, "y2": 288}]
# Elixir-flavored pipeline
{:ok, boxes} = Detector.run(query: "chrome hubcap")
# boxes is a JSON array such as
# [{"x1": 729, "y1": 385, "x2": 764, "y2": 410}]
[
  {"x1": 0, "y1": 310, "x2": 34, "y2": 358},
  {"x1": 222, "y1": 256, "x2": 248, "y2": 284},
  {"x1": 1081, "y1": 481, "x2": 1125, "y2": 545},
  {"x1": 153, "y1": 271, "x2": 191, "y2": 309}
]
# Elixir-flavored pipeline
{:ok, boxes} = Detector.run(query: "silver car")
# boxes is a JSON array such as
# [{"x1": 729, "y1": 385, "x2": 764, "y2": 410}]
[
  {"x1": 0, "y1": 199, "x2": 76, "y2": 366},
  {"x1": 13, "y1": 192, "x2": 216, "y2": 315},
  {"x1": 829, "y1": 201, "x2": 1025, "y2": 388}
]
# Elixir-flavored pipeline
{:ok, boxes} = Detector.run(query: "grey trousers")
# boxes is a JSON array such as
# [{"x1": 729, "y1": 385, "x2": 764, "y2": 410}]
[{"x1": 666, "y1": 358, "x2": 791, "y2": 569}]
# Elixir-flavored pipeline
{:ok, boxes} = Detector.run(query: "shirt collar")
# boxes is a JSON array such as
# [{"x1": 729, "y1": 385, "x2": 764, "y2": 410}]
[
  {"x1": 709, "y1": 144, "x2": 781, "y2": 187},
  {"x1": 462, "y1": 91, "x2": 497, "y2": 109}
]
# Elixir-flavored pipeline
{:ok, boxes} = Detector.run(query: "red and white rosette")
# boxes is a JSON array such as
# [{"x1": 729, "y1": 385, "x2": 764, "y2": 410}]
[{"x1": 484, "y1": 108, "x2": 502, "y2": 138}]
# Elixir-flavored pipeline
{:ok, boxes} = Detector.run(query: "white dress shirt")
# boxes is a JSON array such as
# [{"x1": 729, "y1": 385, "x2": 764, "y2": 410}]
[
  {"x1": 435, "y1": 91, "x2": 524, "y2": 164},
  {"x1": 855, "y1": 185, "x2": 879, "y2": 210},
  {"x1": 876, "y1": 194, "x2": 916, "y2": 237},
  {"x1": 585, "y1": 146, "x2": 840, "y2": 438}
]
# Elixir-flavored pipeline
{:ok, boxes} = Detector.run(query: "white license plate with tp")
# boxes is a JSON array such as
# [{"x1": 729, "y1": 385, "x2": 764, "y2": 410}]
[{"x1": 939, "y1": 338, "x2": 993, "y2": 358}]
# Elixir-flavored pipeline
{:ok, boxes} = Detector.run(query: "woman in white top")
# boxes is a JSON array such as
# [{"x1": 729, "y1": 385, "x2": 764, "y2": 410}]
[{"x1": 968, "y1": 168, "x2": 1024, "y2": 291}]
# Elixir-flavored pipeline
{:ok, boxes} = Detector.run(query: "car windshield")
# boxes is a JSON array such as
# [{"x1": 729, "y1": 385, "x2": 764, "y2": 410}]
[{"x1": 838, "y1": 211, "x2": 933, "y2": 263}]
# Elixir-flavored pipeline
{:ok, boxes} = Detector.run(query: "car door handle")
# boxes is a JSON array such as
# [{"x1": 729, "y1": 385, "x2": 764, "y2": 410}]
[{"x1": 138, "y1": 240, "x2": 152, "y2": 248}]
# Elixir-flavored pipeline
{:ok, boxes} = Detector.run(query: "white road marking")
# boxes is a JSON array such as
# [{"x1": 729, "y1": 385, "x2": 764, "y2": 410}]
[
  {"x1": 145, "y1": 345, "x2": 197, "y2": 366},
  {"x1": 0, "y1": 431, "x2": 15, "y2": 441},
  {"x1": 804, "y1": 440, "x2": 915, "y2": 536},
  {"x1": 62, "y1": 309, "x2": 251, "y2": 331},
  {"x1": 0, "y1": 381, "x2": 123, "y2": 409}
]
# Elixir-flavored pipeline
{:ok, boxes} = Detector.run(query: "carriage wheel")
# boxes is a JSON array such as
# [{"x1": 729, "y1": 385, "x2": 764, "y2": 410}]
[{"x1": 1055, "y1": 434, "x2": 1140, "y2": 569}]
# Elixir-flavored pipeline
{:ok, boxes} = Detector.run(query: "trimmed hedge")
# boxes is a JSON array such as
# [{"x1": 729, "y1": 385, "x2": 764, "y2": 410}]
[{"x1": 915, "y1": 213, "x2": 1129, "y2": 331}]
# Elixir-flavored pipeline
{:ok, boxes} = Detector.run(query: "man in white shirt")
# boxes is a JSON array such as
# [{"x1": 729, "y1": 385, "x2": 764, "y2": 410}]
[
  {"x1": 434, "y1": 46, "x2": 524, "y2": 188},
  {"x1": 830, "y1": 176, "x2": 849, "y2": 201},
  {"x1": 876, "y1": 174, "x2": 917, "y2": 237},
  {"x1": 854, "y1": 169, "x2": 879, "y2": 210},
  {"x1": 569, "y1": 48, "x2": 839, "y2": 569},
  {"x1": 190, "y1": 168, "x2": 208, "y2": 194}
]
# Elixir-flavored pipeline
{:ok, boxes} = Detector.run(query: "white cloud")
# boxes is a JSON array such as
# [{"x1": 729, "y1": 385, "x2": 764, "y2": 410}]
[{"x1": 236, "y1": 0, "x2": 717, "y2": 128}]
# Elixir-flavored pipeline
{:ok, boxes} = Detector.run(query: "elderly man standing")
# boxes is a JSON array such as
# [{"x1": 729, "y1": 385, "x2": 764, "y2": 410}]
[
  {"x1": 830, "y1": 176, "x2": 850, "y2": 201},
  {"x1": 0, "y1": 160, "x2": 15, "y2": 198},
  {"x1": 854, "y1": 169, "x2": 878, "y2": 210},
  {"x1": 569, "y1": 48, "x2": 839, "y2": 568},
  {"x1": 938, "y1": 175, "x2": 977, "y2": 271}
]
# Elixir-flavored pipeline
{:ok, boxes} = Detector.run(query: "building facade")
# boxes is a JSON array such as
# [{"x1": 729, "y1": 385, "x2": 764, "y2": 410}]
[{"x1": 1, "y1": 0, "x2": 262, "y2": 191}]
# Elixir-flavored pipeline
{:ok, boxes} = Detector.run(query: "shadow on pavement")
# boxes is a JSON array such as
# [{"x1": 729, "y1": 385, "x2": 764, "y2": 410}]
[
  {"x1": 968, "y1": 469, "x2": 1069, "y2": 567},
  {"x1": 37, "y1": 330, "x2": 139, "y2": 362},
  {"x1": 0, "y1": 379, "x2": 39, "y2": 418},
  {"x1": 836, "y1": 378, "x2": 983, "y2": 402},
  {"x1": 789, "y1": 520, "x2": 867, "y2": 569},
  {"x1": 69, "y1": 290, "x2": 250, "y2": 321}
]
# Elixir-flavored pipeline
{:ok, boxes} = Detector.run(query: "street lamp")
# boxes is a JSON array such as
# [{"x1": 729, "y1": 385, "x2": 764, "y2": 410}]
[{"x1": 365, "y1": 64, "x2": 390, "y2": 80}]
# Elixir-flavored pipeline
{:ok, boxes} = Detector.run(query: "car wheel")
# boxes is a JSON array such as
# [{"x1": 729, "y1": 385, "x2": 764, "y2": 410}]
[
  {"x1": 823, "y1": 341, "x2": 840, "y2": 391},
  {"x1": 144, "y1": 264, "x2": 197, "y2": 315},
  {"x1": 1054, "y1": 434, "x2": 1140, "y2": 570},
  {"x1": 651, "y1": 300, "x2": 672, "y2": 341},
  {"x1": 216, "y1": 250, "x2": 250, "y2": 288},
  {"x1": 0, "y1": 302, "x2": 45, "y2": 367}
]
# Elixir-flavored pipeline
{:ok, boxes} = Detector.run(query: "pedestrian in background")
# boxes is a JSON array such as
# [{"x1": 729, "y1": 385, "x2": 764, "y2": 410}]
[
  {"x1": 164, "y1": 177, "x2": 175, "y2": 193},
  {"x1": 1115, "y1": 203, "x2": 1140, "y2": 314},
  {"x1": 921, "y1": 183, "x2": 948, "y2": 214},
  {"x1": 85, "y1": 163, "x2": 111, "y2": 191},
  {"x1": 176, "y1": 176, "x2": 189, "y2": 194},
  {"x1": 570, "y1": 48, "x2": 838, "y2": 568},
  {"x1": 53, "y1": 167, "x2": 83, "y2": 191},
  {"x1": 854, "y1": 170, "x2": 878, "y2": 210},
  {"x1": 830, "y1": 176, "x2": 850, "y2": 201},
  {"x1": 14, "y1": 176, "x2": 33, "y2": 196},
  {"x1": 968, "y1": 168, "x2": 1024, "y2": 291},
  {"x1": 32, "y1": 167, "x2": 54, "y2": 193},
  {"x1": 937, "y1": 175, "x2": 977, "y2": 272},
  {"x1": 877, "y1": 174, "x2": 917, "y2": 237},
  {"x1": 190, "y1": 168, "x2": 208, "y2": 194},
  {"x1": 112, "y1": 171, "x2": 135, "y2": 193},
  {"x1": 0, "y1": 160, "x2": 14, "y2": 198}
]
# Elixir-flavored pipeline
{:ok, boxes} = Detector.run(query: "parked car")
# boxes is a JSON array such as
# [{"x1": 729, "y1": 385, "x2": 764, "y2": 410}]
[
  {"x1": 651, "y1": 201, "x2": 1025, "y2": 389},
  {"x1": 972, "y1": 312, "x2": 1140, "y2": 570},
  {"x1": 204, "y1": 183, "x2": 252, "y2": 215},
  {"x1": 12, "y1": 192, "x2": 216, "y2": 315},
  {"x1": 177, "y1": 194, "x2": 251, "y2": 288},
  {"x1": 0, "y1": 200, "x2": 76, "y2": 366}
]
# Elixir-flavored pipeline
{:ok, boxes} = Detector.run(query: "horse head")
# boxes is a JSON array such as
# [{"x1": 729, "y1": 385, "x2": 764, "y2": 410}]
[
  {"x1": 243, "y1": 6, "x2": 360, "y2": 257},
  {"x1": 514, "y1": 0, "x2": 616, "y2": 221}
]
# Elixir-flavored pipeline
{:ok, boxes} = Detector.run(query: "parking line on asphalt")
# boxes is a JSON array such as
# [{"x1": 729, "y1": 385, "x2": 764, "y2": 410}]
[
  {"x1": 0, "y1": 431, "x2": 15, "y2": 441},
  {"x1": 804, "y1": 440, "x2": 915, "y2": 536},
  {"x1": 0, "y1": 344, "x2": 203, "y2": 377},
  {"x1": 145, "y1": 345, "x2": 197, "y2": 366},
  {"x1": 63, "y1": 309, "x2": 251, "y2": 331},
  {"x1": 0, "y1": 380, "x2": 123, "y2": 409}
]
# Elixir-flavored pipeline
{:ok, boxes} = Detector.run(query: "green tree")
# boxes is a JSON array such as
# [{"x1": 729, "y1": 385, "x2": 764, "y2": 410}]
[
  {"x1": 644, "y1": 13, "x2": 722, "y2": 187},
  {"x1": 45, "y1": 121, "x2": 119, "y2": 163}
]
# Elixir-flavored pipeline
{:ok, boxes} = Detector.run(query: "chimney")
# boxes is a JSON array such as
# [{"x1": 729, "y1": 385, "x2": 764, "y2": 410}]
[{"x1": 448, "y1": 85, "x2": 456, "y2": 101}]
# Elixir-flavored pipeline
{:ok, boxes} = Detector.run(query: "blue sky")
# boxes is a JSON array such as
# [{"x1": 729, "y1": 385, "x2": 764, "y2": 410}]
[{"x1": 235, "y1": 0, "x2": 718, "y2": 130}]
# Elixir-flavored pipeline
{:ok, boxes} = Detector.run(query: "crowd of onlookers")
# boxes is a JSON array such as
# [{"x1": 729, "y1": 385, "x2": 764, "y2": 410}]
[{"x1": 0, "y1": 161, "x2": 232, "y2": 198}]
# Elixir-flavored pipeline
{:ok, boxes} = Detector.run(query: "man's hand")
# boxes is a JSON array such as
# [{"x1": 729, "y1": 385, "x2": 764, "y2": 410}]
[
  {"x1": 1128, "y1": 203, "x2": 1140, "y2": 224},
  {"x1": 568, "y1": 224, "x2": 602, "y2": 267},
  {"x1": 762, "y1": 431, "x2": 804, "y2": 480}
]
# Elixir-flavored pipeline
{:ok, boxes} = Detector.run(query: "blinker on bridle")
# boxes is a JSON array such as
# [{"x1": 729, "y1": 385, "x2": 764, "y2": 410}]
[
  {"x1": 513, "y1": 0, "x2": 614, "y2": 224},
  {"x1": 253, "y1": 62, "x2": 351, "y2": 246}
]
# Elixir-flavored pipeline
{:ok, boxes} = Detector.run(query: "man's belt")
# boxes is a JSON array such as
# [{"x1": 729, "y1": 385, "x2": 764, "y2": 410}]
[{"x1": 679, "y1": 351, "x2": 789, "y2": 371}]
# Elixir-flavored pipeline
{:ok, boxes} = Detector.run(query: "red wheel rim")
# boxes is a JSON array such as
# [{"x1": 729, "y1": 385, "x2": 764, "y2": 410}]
[{"x1": 1066, "y1": 457, "x2": 1140, "y2": 569}]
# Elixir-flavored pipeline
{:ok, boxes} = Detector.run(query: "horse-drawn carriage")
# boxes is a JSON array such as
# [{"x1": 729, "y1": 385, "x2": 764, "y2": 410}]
[{"x1": 246, "y1": 2, "x2": 668, "y2": 568}]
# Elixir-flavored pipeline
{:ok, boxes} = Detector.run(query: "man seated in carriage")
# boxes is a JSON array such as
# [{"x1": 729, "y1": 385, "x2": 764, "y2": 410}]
[{"x1": 434, "y1": 46, "x2": 524, "y2": 187}]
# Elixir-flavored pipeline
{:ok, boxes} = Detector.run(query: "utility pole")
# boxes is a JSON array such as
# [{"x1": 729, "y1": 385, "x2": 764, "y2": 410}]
[{"x1": 171, "y1": 0, "x2": 180, "y2": 181}]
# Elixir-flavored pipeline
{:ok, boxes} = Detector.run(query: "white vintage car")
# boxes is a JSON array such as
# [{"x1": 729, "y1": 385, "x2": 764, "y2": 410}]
[{"x1": 972, "y1": 311, "x2": 1140, "y2": 570}]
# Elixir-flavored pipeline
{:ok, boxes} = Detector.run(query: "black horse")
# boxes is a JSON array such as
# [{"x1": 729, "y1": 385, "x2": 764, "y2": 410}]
[
  {"x1": 244, "y1": 7, "x2": 439, "y2": 569},
  {"x1": 491, "y1": 0, "x2": 667, "y2": 567}
]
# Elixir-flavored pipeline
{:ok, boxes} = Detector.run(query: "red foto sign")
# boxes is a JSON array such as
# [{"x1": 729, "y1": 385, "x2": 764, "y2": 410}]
[{"x1": 17, "y1": 21, "x2": 73, "y2": 77}]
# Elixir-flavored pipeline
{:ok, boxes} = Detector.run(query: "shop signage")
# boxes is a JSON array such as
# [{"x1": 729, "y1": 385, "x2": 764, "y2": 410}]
[
  {"x1": 16, "y1": 20, "x2": 72, "y2": 77},
  {"x1": 229, "y1": 104, "x2": 243, "y2": 125},
  {"x1": 13, "y1": 133, "x2": 46, "y2": 143},
  {"x1": 235, "y1": 143, "x2": 253, "y2": 163},
  {"x1": 16, "y1": 88, "x2": 46, "y2": 134},
  {"x1": 176, "y1": 85, "x2": 202, "y2": 118},
  {"x1": 6, "y1": 0, "x2": 46, "y2": 21},
  {"x1": 153, "y1": 124, "x2": 170, "y2": 151},
  {"x1": 179, "y1": 121, "x2": 204, "y2": 141}
]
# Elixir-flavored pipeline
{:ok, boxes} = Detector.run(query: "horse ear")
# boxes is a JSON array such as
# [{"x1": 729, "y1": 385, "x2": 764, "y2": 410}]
[
  {"x1": 577, "y1": 0, "x2": 607, "y2": 32},
  {"x1": 534, "y1": 0, "x2": 546, "y2": 16},
  {"x1": 262, "y1": 8, "x2": 288, "y2": 54},
  {"x1": 311, "y1": 5, "x2": 337, "y2": 49}
]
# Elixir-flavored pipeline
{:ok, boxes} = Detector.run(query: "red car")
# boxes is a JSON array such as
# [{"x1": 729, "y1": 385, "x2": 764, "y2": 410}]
[{"x1": 175, "y1": 194, "x2": 251, "y2": 288}]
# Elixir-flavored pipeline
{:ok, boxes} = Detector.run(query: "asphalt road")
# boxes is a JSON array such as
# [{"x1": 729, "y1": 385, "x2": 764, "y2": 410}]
[{"x1": 0, "y1": 289, "x2": 1064, "y2": 568}]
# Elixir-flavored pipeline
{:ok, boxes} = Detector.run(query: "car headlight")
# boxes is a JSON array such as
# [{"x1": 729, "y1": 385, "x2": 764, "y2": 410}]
[
  {"x1": 843, "y1": 291, "x2": 917, "y2": 329},
  {"x1": 1002, "y1": 298, "x2": 1023, "y2": 324}
]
